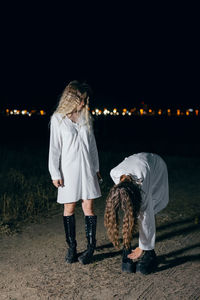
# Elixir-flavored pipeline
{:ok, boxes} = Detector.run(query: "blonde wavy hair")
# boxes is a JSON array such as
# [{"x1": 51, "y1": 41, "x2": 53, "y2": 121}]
[
  {"x1": 55, "y1": 80, "x2": 92, "y2": 128},
  {"x1": 104, "y1": 178, "x2": 142, "y2": 249}
]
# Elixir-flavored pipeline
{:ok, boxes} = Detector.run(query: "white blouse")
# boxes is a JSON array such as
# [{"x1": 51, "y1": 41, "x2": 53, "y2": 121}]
[
  {"x1": 110, "y1": 152, "x2": 169, "y2": 250},
  {"x1": 48, "y1": 112, "x2": 101, "y2": 204}
]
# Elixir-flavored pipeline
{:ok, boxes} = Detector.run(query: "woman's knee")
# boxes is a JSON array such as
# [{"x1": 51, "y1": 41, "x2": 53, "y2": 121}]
[
  {"x1": 82, "y1": 199, "x2": 94, "y2": 216},
  {"x1": 63, "y1": 203, "x2": 76, "y2": 216}
]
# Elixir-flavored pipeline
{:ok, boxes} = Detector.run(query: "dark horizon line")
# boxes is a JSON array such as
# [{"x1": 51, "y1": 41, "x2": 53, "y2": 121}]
[{"x1": 1, "y1": 102, "x2": 200, "y2": 110}]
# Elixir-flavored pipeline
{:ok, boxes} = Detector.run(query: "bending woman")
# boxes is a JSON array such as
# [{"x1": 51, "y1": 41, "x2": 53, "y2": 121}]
[
  {"x1": 104, "y1": 152, "x2": 169, "y2": 274},
  {"x1": 49, "y1": 80, "x2": 102, "y2": 265}
]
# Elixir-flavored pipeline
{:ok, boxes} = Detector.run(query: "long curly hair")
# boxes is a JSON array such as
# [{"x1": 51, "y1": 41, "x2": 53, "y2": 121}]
[
  {"x1": 104, "y1": 177, "x2": 142, "y2": 249},
  {"x1": 55, "y1": 80, "x2": 92, "y2": 127}
]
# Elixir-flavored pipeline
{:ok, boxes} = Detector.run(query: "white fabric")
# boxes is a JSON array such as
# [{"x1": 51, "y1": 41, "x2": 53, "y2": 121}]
[
  {"x1": 110, "y1": 152, "x2": 169, "y2": 250},
  {"x1": 48, "y1": 112, "x2": 101, "y2": 204}
]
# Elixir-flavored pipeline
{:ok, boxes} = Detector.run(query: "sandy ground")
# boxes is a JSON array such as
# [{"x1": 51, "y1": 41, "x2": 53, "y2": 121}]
[{"x1": 0, "y1": 156, "x2": 200, "y2": 300}]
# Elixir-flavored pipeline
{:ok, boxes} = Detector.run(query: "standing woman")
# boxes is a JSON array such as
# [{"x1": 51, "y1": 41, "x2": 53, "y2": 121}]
[{"x1": 48, "y1": 80, "x2": 102, "y2": 265}]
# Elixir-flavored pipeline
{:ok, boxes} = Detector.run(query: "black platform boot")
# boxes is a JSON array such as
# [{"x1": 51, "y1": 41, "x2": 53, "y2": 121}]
[
  {"x1": 122, "y1": 247, "x2": 135, "y2": 273},
  {"x1": 63, "y1": 215, "x2": 78, "y2": 263},
  {"x1": 136, "y1": 249, "x2": 157, "y2": 274},
  {"x1": 78, "y1": 215, "x2": 97, "y2": 265}
]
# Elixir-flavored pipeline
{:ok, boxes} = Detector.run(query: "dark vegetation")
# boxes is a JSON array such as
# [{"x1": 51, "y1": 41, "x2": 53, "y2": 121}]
[{"x1": 0, "y1": 115, "x2": 199, "y2": 229}]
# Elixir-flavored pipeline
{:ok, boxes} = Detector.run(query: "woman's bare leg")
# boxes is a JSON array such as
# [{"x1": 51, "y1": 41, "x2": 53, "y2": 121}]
[
  {"x1": 64, "y1": 203, "x2": 76, "y2": 216},
  {"x1": 82, "y1": 199, "x2": 94, "y2": 216}
]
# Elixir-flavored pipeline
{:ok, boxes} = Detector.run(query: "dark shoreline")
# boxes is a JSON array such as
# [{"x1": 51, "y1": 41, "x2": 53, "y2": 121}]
[{"x1": 1, "y1": 115, "x2": 200, "y2": 156}]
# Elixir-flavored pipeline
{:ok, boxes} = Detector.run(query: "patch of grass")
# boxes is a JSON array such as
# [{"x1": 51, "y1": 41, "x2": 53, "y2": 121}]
[{"x1": 0, "y1": 145, "x2": 58, "y2": 228}]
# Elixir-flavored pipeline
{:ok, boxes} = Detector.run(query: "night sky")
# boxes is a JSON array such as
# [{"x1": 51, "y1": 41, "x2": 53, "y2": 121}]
[{"x1": 1, "y1": 2, "x2": 199, "y2": 110}]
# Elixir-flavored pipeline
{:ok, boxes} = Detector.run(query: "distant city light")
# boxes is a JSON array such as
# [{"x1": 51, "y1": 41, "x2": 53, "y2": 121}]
[{"x1": 1, "y1": 105, "x2": 199, "y2": 118}]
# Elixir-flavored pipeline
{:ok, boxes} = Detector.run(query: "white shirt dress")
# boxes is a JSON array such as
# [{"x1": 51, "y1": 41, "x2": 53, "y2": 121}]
[
  {"x1": 48, "y1": 112, "x2": 101, "y2": 204},
  {"x1": 110, "y1": 152, "x2": 169, "y2": 250}
]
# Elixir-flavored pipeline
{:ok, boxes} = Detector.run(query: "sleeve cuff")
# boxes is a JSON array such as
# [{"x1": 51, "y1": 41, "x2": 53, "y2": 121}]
[
  {"x1": 139, "y1": 240, "x2": 154, "y2": 251},
  {"x1": 51, "y1": 174, "x2": 62, "y2": 180}
]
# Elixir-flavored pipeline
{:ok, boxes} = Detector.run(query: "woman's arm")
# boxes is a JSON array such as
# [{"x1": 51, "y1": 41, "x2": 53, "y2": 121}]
[
  {"x1": 48, "y1": 114, "x2": 62, "y2": 181},
  {"x1": 90, "y1": 130, "x2": 100, "y2": 173}
]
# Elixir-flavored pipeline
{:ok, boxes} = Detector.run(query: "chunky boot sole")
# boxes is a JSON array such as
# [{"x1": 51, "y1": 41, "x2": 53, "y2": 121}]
[
  {"x1": 78, "y1": 256, "x2": 93, "y2": 265},
  {"x1": 136, "y1": 262, "x2": 157, "y2": 274},
  {"x1": 66, "y1": 257, "x2": 78, "y2": 264},
  {"x1": 135, "y1": 249, "x2": 158, "y2": 274},
  {"x1": 65, "y1": 246, "x2": 78, "y2": 264},
  {"x1": 65, "y1": 254, "x2": 78, "y2": 264},
  {"x1": 121, "y1": 247, "x2": 135, "y2": 273},
  {"x1": 122, "y1": 262, "x2": 135, "y2": 273},
  {"x1": 78, "y1": 250, "x2": 94, "y2": 265},
  {"x1": 136, "y1": 259, "x2": 158, "y2": 274}
]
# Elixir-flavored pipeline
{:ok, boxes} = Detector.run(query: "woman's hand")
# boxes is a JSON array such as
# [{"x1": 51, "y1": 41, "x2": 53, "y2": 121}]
[
  {"x1": 52, "y1": 179, "x2": 64, "y2": 188},
  {"x1": 97, "y1": 172, "x2": 103, "y2": 184},
  {"x1": 127, "y1": 247, "x2": 143, "y2": 260}
]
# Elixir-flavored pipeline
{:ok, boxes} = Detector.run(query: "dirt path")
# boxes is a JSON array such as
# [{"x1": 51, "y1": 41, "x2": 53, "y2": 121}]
[{"x1": 1, "y1": 156, "x2": 200, "y2": 300}]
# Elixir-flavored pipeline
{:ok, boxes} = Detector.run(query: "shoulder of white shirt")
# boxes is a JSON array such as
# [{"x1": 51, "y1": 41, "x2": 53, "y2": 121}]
[{"x1": 51, "y1": 112, "x2": 63, "y2": 122}]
